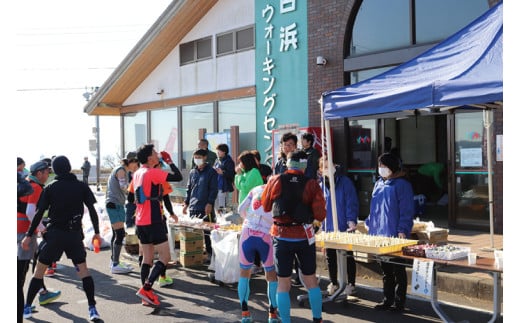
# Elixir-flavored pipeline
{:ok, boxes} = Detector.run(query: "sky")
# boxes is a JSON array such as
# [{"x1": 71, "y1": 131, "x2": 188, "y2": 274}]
[{"x1": 8, "y1": 0, "x2": 172, "y2": 170}]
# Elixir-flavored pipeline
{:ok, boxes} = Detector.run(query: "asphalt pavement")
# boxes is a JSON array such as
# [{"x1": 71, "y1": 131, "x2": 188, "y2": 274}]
[{"x1": 21, "y1": 245, "x2": 502, "y2": 323}]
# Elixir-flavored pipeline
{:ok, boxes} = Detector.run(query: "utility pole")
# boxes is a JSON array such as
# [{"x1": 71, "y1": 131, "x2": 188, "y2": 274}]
[{"x1": 83, "y1": 86, "x2": 100, "y2": 191}]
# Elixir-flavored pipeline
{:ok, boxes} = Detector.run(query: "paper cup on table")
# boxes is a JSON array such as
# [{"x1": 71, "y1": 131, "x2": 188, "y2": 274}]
[
  {"x1": 494, "y1": 250, "x2": 503, "y2": 270},
  {"x1": 467, "y1": 252, "x2": 477, "y2": 265}
]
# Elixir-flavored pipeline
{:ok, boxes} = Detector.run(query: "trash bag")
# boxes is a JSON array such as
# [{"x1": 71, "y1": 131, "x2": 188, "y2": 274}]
[{"x1": 211, "y1": 230, "x2": 240, "y2": 284}]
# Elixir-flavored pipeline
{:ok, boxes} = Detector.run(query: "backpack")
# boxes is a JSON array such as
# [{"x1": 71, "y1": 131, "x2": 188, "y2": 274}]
[
  {"x1": 135, "y1": 182, "x2": 163, "y2": 204},
  {"x1": 272, "y1": 173, "x2": 314, "y2": 224}
]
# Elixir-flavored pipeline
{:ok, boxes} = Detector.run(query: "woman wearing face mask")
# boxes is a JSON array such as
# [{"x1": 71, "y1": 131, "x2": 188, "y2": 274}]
[
  {"x1": 234, "y1": 151, "x2": 264, "y2": 205},
  {"x1": 365, "y1": 153, "x2": 414, "y2": 313}
]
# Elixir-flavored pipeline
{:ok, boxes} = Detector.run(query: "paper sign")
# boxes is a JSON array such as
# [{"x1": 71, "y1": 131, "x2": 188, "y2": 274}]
[
  {"x1": 411, "y1": 258, "x2": 434, "y2": 297},
  {"x1": 496, "y1": 134, "x2": 503, "y2": 161},
  {"x1": 460, "y1": 148, "x2": 482, "y2": 167}
]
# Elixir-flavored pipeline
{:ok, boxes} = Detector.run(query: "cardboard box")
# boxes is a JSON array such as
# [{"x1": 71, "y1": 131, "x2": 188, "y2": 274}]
[
  {"x1": 180, "y1": 239, "x2": 204, "y2": 253},
  {"x1": 180, "y1": 250, "x2": 205, "y2": 267},
  {"x1": 412, "y1": 228, "x2": 449, "y2": 244},
  {"x1": 177, "y1": 227, "x2": 204, "y2": 241}
]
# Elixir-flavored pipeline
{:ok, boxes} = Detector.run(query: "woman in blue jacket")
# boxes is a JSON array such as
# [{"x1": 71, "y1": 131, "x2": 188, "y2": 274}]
[
  {"x1": 319, "y1": 159, "x2": 359, "y2": 296},
  {"x1": 365, "y1": 153, "x2": 414, "y2": 312}
]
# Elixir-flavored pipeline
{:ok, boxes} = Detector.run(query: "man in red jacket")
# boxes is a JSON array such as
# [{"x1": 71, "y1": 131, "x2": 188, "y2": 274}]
[{"x1": 262, "y1": 150, "x2": 326, "y2": 323}]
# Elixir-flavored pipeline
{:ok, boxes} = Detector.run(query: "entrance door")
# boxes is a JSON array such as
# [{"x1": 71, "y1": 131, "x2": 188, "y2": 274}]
[
  {"x1": 390, "y1": 115, "x2": 449, "y2": 227},
  {"x1": 452, "y1": 111, "x2": 489, "y2": 229}
]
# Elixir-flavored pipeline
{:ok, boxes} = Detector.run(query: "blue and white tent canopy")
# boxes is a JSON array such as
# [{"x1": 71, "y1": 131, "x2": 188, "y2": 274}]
[{"x1": 322, "y1": 1, "x2": 502, "y2": 120}]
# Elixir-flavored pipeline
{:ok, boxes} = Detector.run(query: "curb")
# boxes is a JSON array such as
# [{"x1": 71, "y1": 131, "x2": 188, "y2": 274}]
[{"x1": 315, "y1": 252, "x2": 498, "y2": 302}]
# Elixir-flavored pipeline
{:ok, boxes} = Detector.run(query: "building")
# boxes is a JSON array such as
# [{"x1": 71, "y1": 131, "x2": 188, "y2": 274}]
[{"x1": 84, "y1": 0, "x2": 502, "y2": 233}]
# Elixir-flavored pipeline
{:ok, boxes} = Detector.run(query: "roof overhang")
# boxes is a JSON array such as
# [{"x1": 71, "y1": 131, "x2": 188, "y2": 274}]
[{"x1": 83, "y1": 0, "x2": 218, "y2": 116}]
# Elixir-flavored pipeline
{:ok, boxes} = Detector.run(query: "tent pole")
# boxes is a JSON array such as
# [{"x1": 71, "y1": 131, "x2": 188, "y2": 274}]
[
  {"x1": 483, "y1": 109, "x2": 495, "y2": 250},
  {"x1": 321, "y1": 96, "x2": 338, "y2": 233}
]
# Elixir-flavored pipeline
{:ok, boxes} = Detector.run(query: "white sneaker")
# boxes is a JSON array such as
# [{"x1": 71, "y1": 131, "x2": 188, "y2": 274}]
[
  {"x1": 345, "y1": 283, "x2": 356, "y2": 295},
  {"x1": 327, "y1": 282, "x2": 339, "y2": 296},
  {"x1": 111, "y1": 263, "x2": 133, "y2": 274}
]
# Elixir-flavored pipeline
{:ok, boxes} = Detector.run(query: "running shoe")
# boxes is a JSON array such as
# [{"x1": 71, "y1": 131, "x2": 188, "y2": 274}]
[
  {"x1": 158, "y1": 275, "x2": 173, "y2": 287},
  {"x1": 44, "y1": 268, "x2": 55, "y2": 277},
  {"x1": 88, "y1": 305, "x2": 101, "y2": 321},
  {"x1": 111, "y1": 263, "x2": 133, "y2": 274},
  {"x1": 346, "y1": 283, "x2": 357, "y2": 295},
  {"x1": 136, "y1": 287, "x2": 160, "y2": 306},
  {"x1": 39, "y1": 290, "x2": 61, "y2": 305},
  {"x1": 241, "y1": 310, "x2": 252, "y2": 323},
  {"x1": 327, "y1": 282, "x2": 339, "y2": 296},
  {"x1": 23, "y1": 305, "x2": 32, "y2": 319},
  {"x1": 268, "y1": 311, "x2": 280, "y2": 323}
]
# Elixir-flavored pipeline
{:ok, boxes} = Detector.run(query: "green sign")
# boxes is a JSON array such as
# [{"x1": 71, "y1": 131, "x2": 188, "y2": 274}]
[{"x1": 255, "y1": 0, "x2": 309, "y2": 165}]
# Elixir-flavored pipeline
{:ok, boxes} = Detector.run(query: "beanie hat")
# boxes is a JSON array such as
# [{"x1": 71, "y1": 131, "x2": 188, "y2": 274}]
[{"x1": 52, "y1": 155, "x2": 71, "y2": 175}]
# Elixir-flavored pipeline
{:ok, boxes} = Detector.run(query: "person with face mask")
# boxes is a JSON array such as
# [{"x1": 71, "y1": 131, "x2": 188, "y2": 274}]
[
  {"x1": 365, "y1": 153, "x2": 414, "y2": 312},
  {"x1": 183, "y1": 149, "x2": 218, "y2": 263},
  {"x1": 318, "y1": 158, "x2": 359, "y2": 297}
]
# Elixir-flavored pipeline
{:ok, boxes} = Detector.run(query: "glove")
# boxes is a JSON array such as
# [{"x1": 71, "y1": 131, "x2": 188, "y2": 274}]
[
  {"x1": 313, "y1": 220, "x2": 322, "y2": 233},
  {"x1": 160, "y1": 151, "x2": 172, "y2": 164}
]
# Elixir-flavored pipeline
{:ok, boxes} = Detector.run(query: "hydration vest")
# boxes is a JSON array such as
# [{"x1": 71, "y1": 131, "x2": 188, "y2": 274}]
[{"x1": 272, "y1": 173, "x2": 314, "y2": 224}]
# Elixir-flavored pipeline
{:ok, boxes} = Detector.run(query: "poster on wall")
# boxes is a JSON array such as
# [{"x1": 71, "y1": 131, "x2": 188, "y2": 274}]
[
  {"x1": 460, "y1": 148, "x2": 483, "y2": 167},
  {"x1": 205, "y1": 131, "x2": 231, "y2": 152}
]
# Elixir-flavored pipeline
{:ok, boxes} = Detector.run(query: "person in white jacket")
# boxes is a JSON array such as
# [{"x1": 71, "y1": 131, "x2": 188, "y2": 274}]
[{"x1": 237, "y1": 184, "x2": 279, "y2": 323}]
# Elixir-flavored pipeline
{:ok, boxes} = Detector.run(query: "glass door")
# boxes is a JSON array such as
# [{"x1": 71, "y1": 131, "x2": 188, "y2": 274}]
[
  {"x1": 347, "y1": 120, "x2": 378, "y2": 220},
  {"x1": 454, "y1": 112, "x2": 489, "y2": 228}
]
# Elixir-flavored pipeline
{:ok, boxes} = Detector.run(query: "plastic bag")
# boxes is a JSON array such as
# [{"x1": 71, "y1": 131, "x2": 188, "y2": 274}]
[
  {"x1": 82, "y1": 205, "x2": 112, "y2": 251},
  {"x1": 211, "y1": 230, "x2": 240, "y2": 284}
]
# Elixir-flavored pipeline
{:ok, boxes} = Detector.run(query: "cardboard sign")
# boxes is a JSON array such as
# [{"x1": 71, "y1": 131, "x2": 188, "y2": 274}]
[{"x1": 411, "y1": 258, "x2": 434, "y2": 297}]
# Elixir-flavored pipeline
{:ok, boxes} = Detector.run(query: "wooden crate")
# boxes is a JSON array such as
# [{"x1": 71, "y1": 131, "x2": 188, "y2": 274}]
[{"x1": 179, "y1": 250, "x2": 204, "y2": 267}]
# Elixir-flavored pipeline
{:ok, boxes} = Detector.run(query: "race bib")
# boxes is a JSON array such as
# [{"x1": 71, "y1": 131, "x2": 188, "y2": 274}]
[{"x1": 304, "y1": 224, "x2": 315, "y2": 245}]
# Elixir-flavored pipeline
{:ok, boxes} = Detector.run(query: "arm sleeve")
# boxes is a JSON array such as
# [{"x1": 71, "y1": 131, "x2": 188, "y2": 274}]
[
  {"x1": 86, "y1": 202, "x2": 100, "y2": 234},
  {"x1": 261, "y1": 176, "x2": 280, "y2": 212},
  {"x1": 166, "y1": 163, "x2": 183, "y2": 182},
  {"x1": 397, "y1": 180, "x2": 415, "y2": 237},
  {"x1": 207, "y1": 171, "x2": 218, "y2": 206},
  {"x1": 344, "y1": 178, "x2": 359, "y2": 223},
  {"x1": 162, "y1": 195, "x2": 174, "y2": 215}
]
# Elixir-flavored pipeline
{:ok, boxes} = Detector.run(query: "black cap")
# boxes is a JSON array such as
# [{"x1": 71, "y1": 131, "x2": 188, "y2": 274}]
[{"x1": 30, "y1": 161, "x2": 49, "y2": 174}]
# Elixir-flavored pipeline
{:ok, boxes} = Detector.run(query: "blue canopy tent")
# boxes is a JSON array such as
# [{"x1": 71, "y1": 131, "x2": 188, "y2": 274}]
[
  {"x1": 319, "y1": 1, "x2": 502, "y2": 250},
  {"x1": 322, "y1": 1, "x2": 502, "y2": 119}
]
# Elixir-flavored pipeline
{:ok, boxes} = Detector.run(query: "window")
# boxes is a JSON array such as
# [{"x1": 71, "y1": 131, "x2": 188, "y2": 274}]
[
  {"x1": 180, "y1": 37, "x2": 212, "y2": 65},
  {"x1": 217, "y1": 33, "x2": 233, "y2": 55},
  {"x1": 181, "y1": 103, "x2": 214, "y2": 168},
  {"x1": 196, "y1": 37, "x2": 212, "y2": 60},
  {"x1": 348, "y1": 0, "x2": 489, "y2": 84},
  {"x1": 151, "y1": 107, "x2": 179, "y2": 166},
  {"x1": 123, "y1": 111, "x2": 148, "y2": 154},
  {"x1": 218, "y1": 97, "x2": 256, "y2": 153},
  {"x1": 217, "y1": 26, "x2": 255, "y2": 56},
  {"x1": 179, "y1": 42, "x2": 195, "y2": 64},
  {"x1": 236, "y1": 26, "x2": 254, "y2": 50}
]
